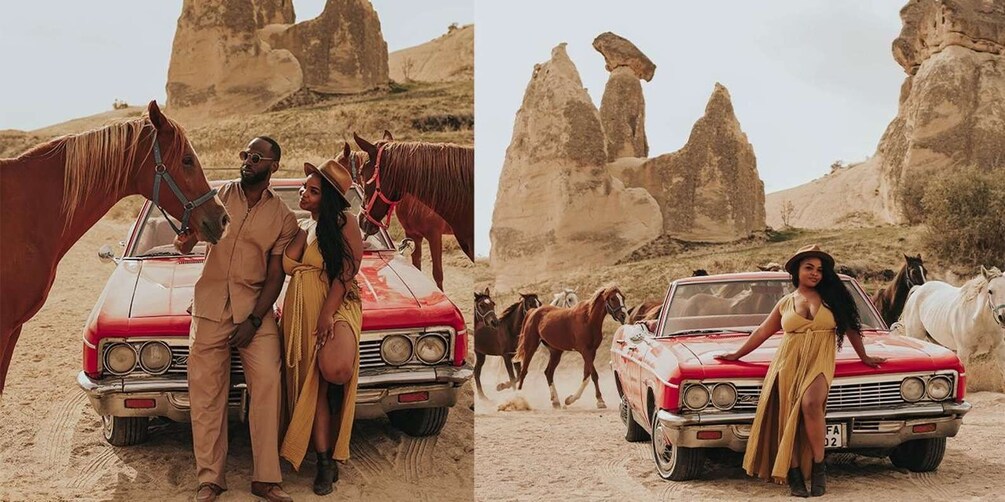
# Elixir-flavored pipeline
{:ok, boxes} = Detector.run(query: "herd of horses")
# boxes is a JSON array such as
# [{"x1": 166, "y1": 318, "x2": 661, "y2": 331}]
[
  {"x1": 0, "y1": 101, "x2": 473, "y2": 396},
  {"x1": 475, "y1": 256, "x2": 1005, "y2": 409}
]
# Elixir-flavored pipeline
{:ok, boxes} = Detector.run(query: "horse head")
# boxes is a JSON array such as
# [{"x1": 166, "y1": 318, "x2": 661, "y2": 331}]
[
  {"x1": 598, "y1": 286, "x2": 628, "y2": 324},
  {"x1": 519, "y1": 293, "x2": 542, "y2": 312},
  {"x1": 903, "y1": 254, "x2": 927, "y2": 288},
  {"x1": 353, "y1": 131, "x2": 399, "y2": 237},
  {"x1": 981, "y1": 266, "x2": 1005, "y2": 328},
  {"x1": 136, "y1": 101, "x2": 228, "y2": 243},
  {"x1": 692, "y1": 269, "x2": 709, "y2": 277},
  {"x1": 474, "y1": 287, "x2": 500, "y2": 329},
  {"x1": 551, "y1": 288, "x2": 579, "y2": 308}
]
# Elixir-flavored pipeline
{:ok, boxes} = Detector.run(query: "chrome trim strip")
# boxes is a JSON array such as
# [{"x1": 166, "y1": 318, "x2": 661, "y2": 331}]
[{"x1": 659, "y1": 400, "x2": 971, "y2": 426}]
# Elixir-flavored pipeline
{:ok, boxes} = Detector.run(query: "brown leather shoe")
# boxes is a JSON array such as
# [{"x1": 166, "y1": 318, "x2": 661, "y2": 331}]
[
  {"x1": 251, "y1": 481, "x2": 293, "y2": 502},
  {"x1": 195, "y1": 482, "x2": 225, "y2": 502}
]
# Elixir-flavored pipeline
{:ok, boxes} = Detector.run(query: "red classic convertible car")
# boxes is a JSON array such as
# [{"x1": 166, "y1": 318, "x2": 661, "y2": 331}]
[
  {"x1": 611, "y1": 272, "x2": 970, "y2": 481},
  {"x1": 78, "y1": 179, "x2": 471, "y2": 446}
]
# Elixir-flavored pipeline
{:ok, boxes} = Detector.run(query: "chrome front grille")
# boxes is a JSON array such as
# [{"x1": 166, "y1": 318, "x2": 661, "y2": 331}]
[
  {"x1": 167, "y1": 345, "x2": 244, "y2": 375},
  {"x1": 359, "y1": 339, "x2": 383, "y2": 369},
  {"x1": 733, "y1": 379, "x2": 907, "y2": 412}
]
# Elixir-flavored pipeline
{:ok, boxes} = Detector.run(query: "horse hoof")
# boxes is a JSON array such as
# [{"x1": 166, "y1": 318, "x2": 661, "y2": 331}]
[
  {"x1": 564, "y1": 396, "x2": 576, "y2": 406},
  {"x1": 495, "y1": 382, "x2": 511, "y2": 391},
  {"x1": 551, "y1": 400, "x2": 562, "y2": 409},
  {"x1": 597, "y1": 401, "x2": 607, "y2": 409}
]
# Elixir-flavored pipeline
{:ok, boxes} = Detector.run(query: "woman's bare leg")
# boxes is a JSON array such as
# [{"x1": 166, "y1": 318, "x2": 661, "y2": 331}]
[
  {"x1": 311, "y1": 379, "x2": 331, "y2": 452},
  {"x1": 800, "y1": 374, "x2": 829, "y2": 463}
]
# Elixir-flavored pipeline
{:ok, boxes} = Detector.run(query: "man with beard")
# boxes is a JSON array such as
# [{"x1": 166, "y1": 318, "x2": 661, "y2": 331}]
[{"x1": 175, "y1": 136, "x2": 299, "y2": 502}]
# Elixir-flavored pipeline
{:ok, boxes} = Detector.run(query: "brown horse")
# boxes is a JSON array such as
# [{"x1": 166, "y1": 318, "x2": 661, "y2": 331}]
[
  {"x1": 627, "y1": 300, "x2": 662, "y2": 324},
  {"x1": 515, "y1": 286, "x2": 628, "y2": 409},
  {"x1": 0, "y1": 101, "x2": 228, "y2": 395},
  {"x1": 352, "y1": 133, "x2": 473, "y2": 261},
  {"x1": 336, "y1": 136, "x2": 456, "y2": 290},
  {"x1": 873, "y1": 254, "x2": 927, "y2": 326},
  {"x1": 474, "y1": 292, "x2": 542, "y2": 400}
]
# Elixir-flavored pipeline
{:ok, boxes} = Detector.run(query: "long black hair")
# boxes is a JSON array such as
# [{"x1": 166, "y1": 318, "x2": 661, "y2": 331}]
[
  {"x1": 790, "y1": 259, "x2": 861, "y2": 349},
  {"x1": 315, "y1": 178, "x2": 355, "y2": 287}
]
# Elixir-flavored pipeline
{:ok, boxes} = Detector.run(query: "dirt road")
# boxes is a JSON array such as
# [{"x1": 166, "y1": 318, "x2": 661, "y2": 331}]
[{"x1": 0, "y1": 217, "x2": 474, "y2": 501}]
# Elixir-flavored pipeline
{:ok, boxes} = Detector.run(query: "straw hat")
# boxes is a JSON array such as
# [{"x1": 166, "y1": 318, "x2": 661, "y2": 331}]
[
  {"x1": 303, "y1": 160, "x2": 352, "y2": 203},
  {"x1": 784, "y1": 244, "x2": 835, "y2": 275}
]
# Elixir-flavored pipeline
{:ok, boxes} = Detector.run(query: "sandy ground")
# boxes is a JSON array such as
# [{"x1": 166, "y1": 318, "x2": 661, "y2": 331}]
[
  {"x1": 474, "y1": 357, "x2": 1005, "y2": 501},
  {"x1": 0, "y1": 217, "x2": 474, "y2": 501}
]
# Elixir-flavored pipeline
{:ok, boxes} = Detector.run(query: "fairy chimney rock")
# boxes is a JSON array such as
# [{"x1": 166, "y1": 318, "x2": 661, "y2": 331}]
[
  {"x1": 167, "y1": 0, "x2": 303, "y2": 120},
  {"x1": 592, "y1": 32, "x2": 657, "y2": 81},
  {"x1": 266, "y1": 0, "x2": 389, "y2": 94},
  {"x1": 595, "y1": 32, "x2": 652, "y2": 161},
  {"x1": 489, "y1": 44, "x2": 663, "y2": 291},
  {"x1": 610, "y1": 83, "x2": 765, "y2": 242}
]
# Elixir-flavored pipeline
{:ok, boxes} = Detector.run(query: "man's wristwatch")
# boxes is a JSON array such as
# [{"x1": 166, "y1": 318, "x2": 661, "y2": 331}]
[{"x1": 248, "y1": 314, "x2": 262, "y2": 329}]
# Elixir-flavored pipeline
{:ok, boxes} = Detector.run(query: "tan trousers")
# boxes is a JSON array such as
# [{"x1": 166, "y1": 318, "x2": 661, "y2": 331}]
[{"x1": 188, "y1": 299, "x2": 283, "y2": 488}]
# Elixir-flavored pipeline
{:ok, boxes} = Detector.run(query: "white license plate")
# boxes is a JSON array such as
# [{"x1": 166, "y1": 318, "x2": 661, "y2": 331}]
[{"x1": 825, "y1": 423, "x2": 845, "y2": 449}]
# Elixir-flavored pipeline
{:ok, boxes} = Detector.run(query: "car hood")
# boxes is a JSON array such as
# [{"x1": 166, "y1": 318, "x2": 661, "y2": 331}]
[
  {"x1": 667, "y1": 330, "x2": 962, "y2": 379},
  {"x1": 126, "y1": 252, "x2": 427, "y2": 318}
]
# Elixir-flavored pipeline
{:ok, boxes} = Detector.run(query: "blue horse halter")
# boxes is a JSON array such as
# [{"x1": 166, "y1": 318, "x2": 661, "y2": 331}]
[{"x1": 149, "y1": 128, "x2": 218, "y2": 235}]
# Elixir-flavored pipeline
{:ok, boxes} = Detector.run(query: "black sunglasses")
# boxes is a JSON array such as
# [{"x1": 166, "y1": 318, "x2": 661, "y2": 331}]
[{"x1": 239, "y1": 150, "x2": 275, "y2": 165}]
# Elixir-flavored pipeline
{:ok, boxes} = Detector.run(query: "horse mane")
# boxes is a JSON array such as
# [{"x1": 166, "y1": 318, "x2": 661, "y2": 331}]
[
  {"x1": 588, "y1": 285, "x2": 618, "y2": 305},
  {"x1": 18, "y1": 114, "x2": 188, "y2": 224},
  {"x1": 499, "y1": 300, "x2": 523, "y2": 320},
  {"x1": 892, "y1": 261, "x2": 909, "y2": 286},
  {"x1": 960, "y1": 274, "x2": 989, "y2": 303},
  {"x1": 380, "y1": 141, "x2": 473, "y2": 216}
]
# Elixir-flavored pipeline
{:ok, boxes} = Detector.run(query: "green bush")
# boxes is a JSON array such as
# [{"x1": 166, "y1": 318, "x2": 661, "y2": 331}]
[
  {"x1": 922, "y1": 168, "x2": 1005, "y2": 267},
  {"x1": 897, "y1": 170, "x2": 931, "y2": 225}
]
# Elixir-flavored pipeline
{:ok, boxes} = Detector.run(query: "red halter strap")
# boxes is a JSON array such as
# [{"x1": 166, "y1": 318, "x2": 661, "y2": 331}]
[{"x1": 362, "y1": 144, "x2": 399, "y2": 230}]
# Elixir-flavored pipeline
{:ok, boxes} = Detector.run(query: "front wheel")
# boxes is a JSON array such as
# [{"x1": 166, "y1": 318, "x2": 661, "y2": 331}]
[
  {"x1": 650, "y1": 409, "x2": 704, "y2": 481},
  {"x1": 889, "y1": 437, "x2": 946, "y2": 472},
  {"x1": 621, "y1": 396, "x2": 649, "y2": 442},
  {"x1": 102, "y1": 415, "x2": 149, "y2": 446},
  {"x1": 388, "y1": 407, "x2": 449, "y2": 437}
]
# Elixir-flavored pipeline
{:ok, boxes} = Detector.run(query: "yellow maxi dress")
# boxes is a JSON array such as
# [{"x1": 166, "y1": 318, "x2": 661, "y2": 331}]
[
  {"x1": 742, "y1": 292, "x2": 837, "y2": 483},
  {"x1": 279, "y1": 220, "x2": 363, "y2": 470}
]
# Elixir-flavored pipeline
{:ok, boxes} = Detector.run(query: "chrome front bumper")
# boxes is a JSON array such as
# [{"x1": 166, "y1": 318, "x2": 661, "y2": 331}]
[
  {"x1": 655, "y1": 401, "x2": 972, "y2": 451},
  {"x1": 77, "y1": 363, "x2": 473, "y2": 421}
]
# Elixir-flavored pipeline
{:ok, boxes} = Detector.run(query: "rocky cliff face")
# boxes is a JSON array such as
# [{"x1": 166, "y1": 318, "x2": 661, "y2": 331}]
[
  {"x1": 767, "y1": 0, "x2": 1005, "y2": 229},
  {"x1": 610, "y1": 83, "x2": 765, "y2": 241},
  {"x1": 389, "y1": 24, "x2": 474, "y2": 83},
  {"x1": 594, "y1": 32, "x2": 652, "y2": 161},
  {"x1": 489, "y1": 44, "x2": 663, "y2": 291}
]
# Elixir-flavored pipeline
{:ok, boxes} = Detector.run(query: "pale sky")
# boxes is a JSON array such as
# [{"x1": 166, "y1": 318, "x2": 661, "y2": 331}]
[
  {"x1": 475, "y1": 0, "x2": 907, "y2": 257},
  {"x1": 0, "y1": 0, "x2": 473, "y2": 131}
]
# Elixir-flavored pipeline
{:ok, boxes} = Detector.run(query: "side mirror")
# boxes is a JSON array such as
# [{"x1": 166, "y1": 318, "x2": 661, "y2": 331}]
[
  {"x1": 98, "y1": 244, "x2": 118, "y2": 264},
  {"x1": 397, "y1": 238, "x2": 415, "y2": 258}
]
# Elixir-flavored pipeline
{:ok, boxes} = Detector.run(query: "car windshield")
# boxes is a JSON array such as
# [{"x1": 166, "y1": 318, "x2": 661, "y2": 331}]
[
  {"x1": 659, "y1": 278, "x2": 883, "y2": 336},
  {"x1": 128, "y1": 183, "x2": 393, "y2": 257}
]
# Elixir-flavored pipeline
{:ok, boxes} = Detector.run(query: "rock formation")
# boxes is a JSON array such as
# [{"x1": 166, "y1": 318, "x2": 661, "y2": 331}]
[
  {"x1": 266, "y1": 0, "x2": 388, "y2": 94},
  {"x1": 167, "y1": 0, "x2": 389, "y2": 120},
  {"x1": 594, "y1": 33, "x2": 652, "y2": 161},
  {"x1": 767, "y1": 0, "x2": 1005, "y2": 229},
  {"x1": 166, "y1": 0, "x2": 303, "y2": 120},
  {"x1": 610, "y1": 83, "x2": 766, "y2": 242},
  {"x1": 489, "y1": 44, "x2": 663, "y2": 291},
  {"x1": 389, "y1": 24, "x2": 474, "y2": 83}
]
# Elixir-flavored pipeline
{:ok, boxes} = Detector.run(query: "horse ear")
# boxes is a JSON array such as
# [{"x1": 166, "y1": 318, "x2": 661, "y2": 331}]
[
  {"x1": 353, "y1": 132, "x2": 377, "y2": 156},
  {"x1": 342, "y1": 142, "x2": 351, "y2": 159},
  {"x1": 383, "y1": 130, "x2": 393, "y2": 141},
  {"x1": 482, "y1": 287, "x2": 490, "y2": 296},
  {"x1": 147, "y1": 100, "x2": 166, "y2": 129},
  {"x1": 981, "y1": 265, "x2": 990, "y2": 280},
  {"x1": 304, "y1": 162, "x2": 315, "y2": 172}
]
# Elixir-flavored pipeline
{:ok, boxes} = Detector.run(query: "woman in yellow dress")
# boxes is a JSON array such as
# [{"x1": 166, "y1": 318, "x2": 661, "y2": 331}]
[
  {"x1": 716, "y1": 244, "x2": 885, "y2": 497},
  {"x1": 279, "y1": 159, "x2": 363, "y2": 495}
]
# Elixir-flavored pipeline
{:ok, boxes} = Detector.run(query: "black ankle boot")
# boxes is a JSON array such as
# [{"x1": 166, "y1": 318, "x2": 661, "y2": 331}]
[
  {"x1": 313, "y1": 449, "x2": 337, "y2": 495},
  {"x1": 788, "y1": 467, "x2": 809, "y2": 497},
  {"x1": 810, "y1": 460, "x2": 826, "y2": 497}
]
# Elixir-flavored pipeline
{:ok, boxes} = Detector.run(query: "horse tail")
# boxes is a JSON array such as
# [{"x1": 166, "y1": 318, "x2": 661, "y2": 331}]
[{"x1": 514, "y1": 310, "x2": 542, "y2": 389}]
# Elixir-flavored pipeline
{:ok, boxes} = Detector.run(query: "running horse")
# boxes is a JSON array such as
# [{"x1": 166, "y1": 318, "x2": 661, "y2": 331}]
[
  {"x1": 474, "y1": 292, "x2": 542, "y2": 400},
  {"x1": 515, "y1": 286, "x2": 628, "y2": 409},
  {"x1": 872, "y1": 254, "x2": 927, "y2": 326},
  {"x1": 0, "y1": 101, "x2": 228, "y2": 395},
  {"x1": 336, "y1": 135, "x2": 456, "y2": 289},
  {"x1": 353, "y1": 133, "x2": 473, "y2": 261}
]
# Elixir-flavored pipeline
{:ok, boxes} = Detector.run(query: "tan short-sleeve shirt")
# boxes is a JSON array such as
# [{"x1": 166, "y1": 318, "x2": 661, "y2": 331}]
[{"x1": 192, "y1": 180, "x2": 299, "y2": 323}]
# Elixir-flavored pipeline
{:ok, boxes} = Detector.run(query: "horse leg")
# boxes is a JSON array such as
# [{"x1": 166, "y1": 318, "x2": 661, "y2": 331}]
[
  {"x1": 564, "y1": 349, "x2": 596, "y2": 407},
  {"x1": 429, "y1": 231, "x2": 444, "y2": 291},
  {"x1": 0, "y1": 324, "x2": 24, "y2": 397},
  {"x1": 544, "y1": 348, "x2": 564, "y2": 409},
  {"x1": 474, "y1": 352, "x2": 488, "y2": 401},
  {"x1": 409, "y1": 234, "x2": 424, "y2": 271},
  {"x1": 591, "y1": 366, "x2": 606, "y2": 409},
  {"x1": 497, "y1": 354, "x2": 516, "y2": 391},
  {"x1": 993, "y1": 341, "x2": 1005, "y2": 391}
]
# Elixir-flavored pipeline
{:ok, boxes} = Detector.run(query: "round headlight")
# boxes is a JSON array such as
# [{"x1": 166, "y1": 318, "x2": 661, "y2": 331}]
[
  {"x1": 710, "y1": 383, "x2": 737, "y2": 410},
  {"x1": 927, "y1": 375, "x2": 952, "y2": 401},
  {"x1": 415, "y1": 334, "x2": 448, "y2": 364},
  {"x1": 105, "y1": 343, "x2": 137, "y2": 375},
  {"x1": 380, "y1": 335, "x2": 413, "y2": 366},
  {"x1": 683, "y1": 384, "x2": 710, "y2": 410},
  {"x1": 901, "y1": 376, "x2": 925, "y2": 402},
  {"x1": 139, "y1": 342, "x2": 172, "y2": 374}
]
